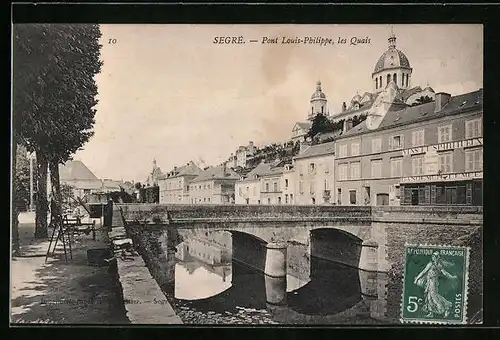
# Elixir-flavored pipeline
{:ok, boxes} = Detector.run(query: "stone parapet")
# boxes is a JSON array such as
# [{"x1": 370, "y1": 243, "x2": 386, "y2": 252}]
[{"x1": 108, "y1": 226, "x2": 182, "y2": 324}]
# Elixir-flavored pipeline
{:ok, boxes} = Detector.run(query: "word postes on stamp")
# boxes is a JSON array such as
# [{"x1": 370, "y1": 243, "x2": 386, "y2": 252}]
[{"x1": 401, "y1": 244, "x2": 470, "y2": 324}]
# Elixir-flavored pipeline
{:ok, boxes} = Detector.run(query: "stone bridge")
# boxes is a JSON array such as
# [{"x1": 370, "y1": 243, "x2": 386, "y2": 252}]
[{"x1": 110, "y1": 203, "x2": 482, "y2": 313}]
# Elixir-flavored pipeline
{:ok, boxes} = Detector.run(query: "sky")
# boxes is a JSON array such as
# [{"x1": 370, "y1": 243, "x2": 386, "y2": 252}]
[{"x1": 72, "y1": 24, "x2": 483, "y2": 182}]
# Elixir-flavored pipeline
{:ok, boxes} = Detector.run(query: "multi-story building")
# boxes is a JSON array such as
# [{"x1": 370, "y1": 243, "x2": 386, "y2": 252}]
[
  {"x1": 188, "y1": 163, "x2": 239, "y2": 204},
  {"x1": 335, "y1": 89, "x2": 483, "y2": 206},
  {"x1": 234, "y1": 141, "x2": 257, "y2": 168},
  {"x1": 293, "y1": 141, "x2": 336, "y2": 205},
  {"x1": 58, "y1": 160, "x2": 103, "y2": 198},
  {"x1": 159, "y1": 161, "x2": 202, "y2": 204},
  {"x1": 260, "y1": 161, "x2": 287, "y2": 205},
  {"x1": 235, "y1": 161, "x2": 268, "y2": 204}
]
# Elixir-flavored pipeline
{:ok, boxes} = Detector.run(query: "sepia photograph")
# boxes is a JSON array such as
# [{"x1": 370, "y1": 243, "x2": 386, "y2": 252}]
[{"x1": 10, "y1": 23, "x2": 483, "y2": 326}]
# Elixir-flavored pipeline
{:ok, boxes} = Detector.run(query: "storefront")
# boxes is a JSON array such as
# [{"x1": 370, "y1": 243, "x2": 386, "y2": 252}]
[{"x1": 399, "y1": 172, "x2": 483, "y2": 206}]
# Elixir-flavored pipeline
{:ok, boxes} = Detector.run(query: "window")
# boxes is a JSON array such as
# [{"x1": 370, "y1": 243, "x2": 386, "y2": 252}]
[
  {"x1": 324, "y1": 178, "x2": 329, "y2": 190},
  {"x1": 387, "y1": 74, "x2": 391, "y2": 85},
  {"x1": 371, "y1": 160, "x2": 382, "y2": 178},
  {"x1": 402, "y1": 74, "x2": 405, "y2": 87},
  {"x1": 339, "y1": 164, "x2": 348, "y2": 181},
  {"x1": 393, "y1": 73, "x2": 397, "y2": 84},
  {"x1": 265, "y1": 183, "x2": 269, "y2": 192},
  {"x1": 412, "y1": 130, "x2": 425, "y2": 147},
  {"x1": 376, "y1": 78, "x2": 378, "y2": 89},
  {"x1": 439, "y1": 152, "x2": 453, "y2": 173},
  {"x1": 406, "y1": 74, "x2": 409, "y2": 87},
  {"x1": 390, "y1": 135, "x2": 404, "y2": 150},
  {"x1": 466, "y1": 118, "x2": 482, "y2": 139},
  {"x1": 310, "y1": 181, "x2": 316, "y2": 194},
  {"x1": 337, "y1": 188, "x2": 342, "y2": 205},
  {"x1": 351, "y1": 143, "x2": 360, "y2": 156},
  {"x1": 207, "y1": 185, "x2": 211, "y2": 190},
  {"x1": 267, "y1": 198, "x2": 271, "y2": 205},
  {"x1": 309, "y1": 163, "x2": 316, "y2": 174},
  {"x1": 349, "y1": 190, "x2": 357, "y2": 205},
  {"x1": 285, "y1": 194, "x2": 288, "y2": 204},
  {"x1": 299, "y1": 164, "x2": 304, "y2": 176},
  {"x1": 391, "y1": 158, "x2": 403, "y2": 177},
  {"x1": 350, "y1": 162, "x2": 361, "y2": 180},
  {"x1": 438, "y1": 125, "x2": 452, "y2": 143},
  {"x1": 208, "y1": 197, "x2": 210, "y2": 202},
  {"x1": 285, "y1": 179, "x2": 289, "y2": 188},
  {"x1": 412, "y1": 156, "x2": 424, "y2": 176},
  {"x1": 325, "y1": 163, "x2": 330, "y2": 174},
  {"x1": 278, "y1": 197, "x2": 282, "y2": 204},
  {"x1": 246, "y1": 186, "x2": 249, "y2": 193},
  {"x1": 379, "y1": 76, "x2": 382, "y2": 88},
  {"x1": 372, "y1": 138, "x2": 382, "y2": 153},
  {"x1": 274, "y1": 182, "x2": 278, "y2": 192},
  {"x1": 338, "y1": 144, "x2": 348, "y2": 158},
  {"x1": 299, "y1": 181, "x2": 304, "y2": 194},
  {"x1": 238, "y1": 187, "x2": 242, "y2": 196},
  {"x1": 465, "y1": 148, "x2": 482, "y2": 171}
]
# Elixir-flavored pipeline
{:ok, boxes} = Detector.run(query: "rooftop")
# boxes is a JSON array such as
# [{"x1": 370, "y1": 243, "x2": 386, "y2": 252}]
[
  {"x1": 294, "y1": 140, "x2": 336, "y2": 160},
  {"x1": 190, "y1": 164, "x2": 240, "y2": 183},
  {"x1": 338, "y1": 89, "x2": 483, "y2": 139}
]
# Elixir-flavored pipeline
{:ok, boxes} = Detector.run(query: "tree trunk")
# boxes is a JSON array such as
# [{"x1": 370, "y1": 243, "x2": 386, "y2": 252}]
[
  {"x1": 49, "y1": 161, "x2": 63, "y2": 236},
  {"x1": 35, "y1": 150, "x2": 48, "y2": 239},
  {"x1": 12, "y1": 141, "x2": 20, "y2": 257}
]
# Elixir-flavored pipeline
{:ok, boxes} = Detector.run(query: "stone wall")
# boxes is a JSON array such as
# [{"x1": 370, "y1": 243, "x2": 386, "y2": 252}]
[{"x1": 113, "y1": 204, "x2": 482, "y2": 324}]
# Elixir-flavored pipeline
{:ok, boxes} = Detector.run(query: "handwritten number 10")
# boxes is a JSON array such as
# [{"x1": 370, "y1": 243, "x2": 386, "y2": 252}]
[{"x1": 108, "y1": 39, "x2": 117, "y2": 44}]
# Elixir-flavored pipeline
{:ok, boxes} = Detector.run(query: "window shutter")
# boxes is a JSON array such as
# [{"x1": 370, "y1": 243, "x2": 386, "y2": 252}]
[
  {"x1": 466, "y1": 183, "x2": 472, "y2": 205},
  {"x1": 388, "y1": 136, "x2": 393, "y2": 151},
  {"x1": 404, "y1": 187, "x2": 411, "y2": 205},
  {"x1": 430, "y1": 185, "x2": 436, "y2": 204},
  {"x1": 425, "y1": 185, "x2": 431, "y2": 205},
  {"x1": 400, "y1": 134, "x2": 405, "y2": 149},
  {"x1": 465, "y1": 121, "x2": 471, "y2": 139}
]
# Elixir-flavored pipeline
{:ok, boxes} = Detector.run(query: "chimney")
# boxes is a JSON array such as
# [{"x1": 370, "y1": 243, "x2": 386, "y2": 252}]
[
  {"x1": 222, "y1": 161, "x2": 227, "y2": 175},
  {"x1": 435, "y1": 92, "x2": 451, "y2": 112},
  {"x1": 345, "y1": 118, "x2": 353, "y2": 132},
  {"x1": 342, "y1": 102, "x2": 347, "y2": 112},
  {"x1": 173, "y1": 166, "x2": 177, "y2": 172},
  {"x1": 249, "y1": 141, "x2": 254, "y2": 147}
]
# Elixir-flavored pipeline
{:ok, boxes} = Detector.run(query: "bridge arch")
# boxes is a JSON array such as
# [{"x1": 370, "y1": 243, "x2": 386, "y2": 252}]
[{"x1": 309, "y1": 228, "x2": 364, "y2": 269}]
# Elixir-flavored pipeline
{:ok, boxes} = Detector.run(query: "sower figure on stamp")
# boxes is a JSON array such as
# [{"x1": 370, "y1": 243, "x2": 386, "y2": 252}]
[{"x1": 414, "y1": 251, "x2": 457, "y2": 318}]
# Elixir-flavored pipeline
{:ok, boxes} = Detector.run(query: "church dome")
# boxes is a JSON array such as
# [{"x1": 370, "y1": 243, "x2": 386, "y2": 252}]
[
  {"x1": 373, "y1": 31, "x2": 411, "y2": 74},
  {"x1": 310, "y1": 80, "x2": 327, "y2": 100}
]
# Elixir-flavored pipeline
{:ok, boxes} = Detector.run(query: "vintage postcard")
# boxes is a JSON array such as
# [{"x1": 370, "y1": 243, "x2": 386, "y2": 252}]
[{"x1": 11, "y1": 23, "x2": 483, "y2": 325}]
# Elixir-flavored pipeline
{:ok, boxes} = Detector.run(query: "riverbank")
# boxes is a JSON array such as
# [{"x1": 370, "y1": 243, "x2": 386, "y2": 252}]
[{"x1": 10, "y1": 213, "x2": 129, "y2": 324}]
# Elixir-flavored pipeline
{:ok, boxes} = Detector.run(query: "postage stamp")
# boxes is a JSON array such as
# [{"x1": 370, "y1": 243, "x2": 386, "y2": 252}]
[{"x1": 400, "y1": 244, "x2": 470, "y2": 324}]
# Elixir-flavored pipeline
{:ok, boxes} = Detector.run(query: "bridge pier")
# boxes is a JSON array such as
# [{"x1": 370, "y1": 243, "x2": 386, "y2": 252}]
[
  {"x1": 359, "y1": 240, "x2": 379, "y2": 272},
  {"x1": 264, "y1": 242, "x2": 288, "y2": 278},
  {"x1": 264, "y1": 242, "x2": 288, "y2": 305}
]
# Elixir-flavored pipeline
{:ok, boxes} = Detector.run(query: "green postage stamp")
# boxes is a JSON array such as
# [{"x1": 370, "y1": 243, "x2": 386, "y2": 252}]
[{"x1": 400, "y1": 244, "x2": 470, "y2": 324}]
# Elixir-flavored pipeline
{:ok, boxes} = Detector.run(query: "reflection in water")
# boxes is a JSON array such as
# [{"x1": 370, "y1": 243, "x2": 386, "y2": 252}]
[
  {"x1": 175, "y1": 261, "x2": 232, "y2": 300},
  {"x1": 172, "y1": 255, "x2": 387, "y2": 323}
]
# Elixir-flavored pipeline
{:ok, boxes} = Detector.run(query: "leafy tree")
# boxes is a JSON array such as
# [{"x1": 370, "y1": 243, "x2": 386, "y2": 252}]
[
  {"x1": 306, "y1": 113, "x2": 335, "y2": 139},
  {"x1": 411, "y1": 95, "x2": 434, "y2": 106},
  {"x1": 13, "y1": 24, "x2": 102, "y2": 239}
]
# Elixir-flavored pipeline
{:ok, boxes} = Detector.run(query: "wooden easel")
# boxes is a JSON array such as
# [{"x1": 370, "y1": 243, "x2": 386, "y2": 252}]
[{"x1": 45, "y1": 214, "x2": 71, "y2": 264}]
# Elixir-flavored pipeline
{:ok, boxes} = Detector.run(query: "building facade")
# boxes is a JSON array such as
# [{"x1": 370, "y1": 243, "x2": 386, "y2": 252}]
[
  {"x1": 235, "y1": 162, "x2": 268, "y2": 204},
  {"x1": 335, "y1": 90, "x2": 483, "y2": 206},
  {"x1": 159, "y1": 161, "x2": 202, "y2": 204},
  {"x1": 293, "y1": 141, "x2": 336, "y2": 205},
  {"x1": 188, "y1": 163, "x2": 239, "y2": 204},
  {"x1": 58, "y1": 160, "x2": 103, "y2": 198}
]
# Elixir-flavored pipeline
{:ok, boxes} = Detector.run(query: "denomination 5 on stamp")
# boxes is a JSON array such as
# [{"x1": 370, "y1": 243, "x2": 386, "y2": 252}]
[{"x1": 400, "y1": 244, "x2": 470, "y2": 324}]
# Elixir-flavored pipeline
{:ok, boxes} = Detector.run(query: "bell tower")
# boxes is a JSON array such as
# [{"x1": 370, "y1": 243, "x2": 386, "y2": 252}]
[{"x1": 309, "y1": 80, "x2": 329, "y2": 121}]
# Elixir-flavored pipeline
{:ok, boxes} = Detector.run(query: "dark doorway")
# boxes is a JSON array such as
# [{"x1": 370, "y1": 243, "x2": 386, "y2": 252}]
[
  {"x1": 411, "y1": 189, "x2": 419, "y2": 205},
  {"x1": 376, "y1": 193, "x2": 389, "y2": 206}
]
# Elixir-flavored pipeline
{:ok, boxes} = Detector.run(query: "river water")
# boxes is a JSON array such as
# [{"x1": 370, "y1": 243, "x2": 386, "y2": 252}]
[{"x1": 165, "y1": 243, "x2": 390, "y2": 325}]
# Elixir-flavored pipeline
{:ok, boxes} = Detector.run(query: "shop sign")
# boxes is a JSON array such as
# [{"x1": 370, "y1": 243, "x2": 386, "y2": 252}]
[
  {"x1": 401, "y1": 171, "x2": 483, "y2": 184},
  {"x1": 402, "y1": 137, "x2": 483, "y2": 156}
]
